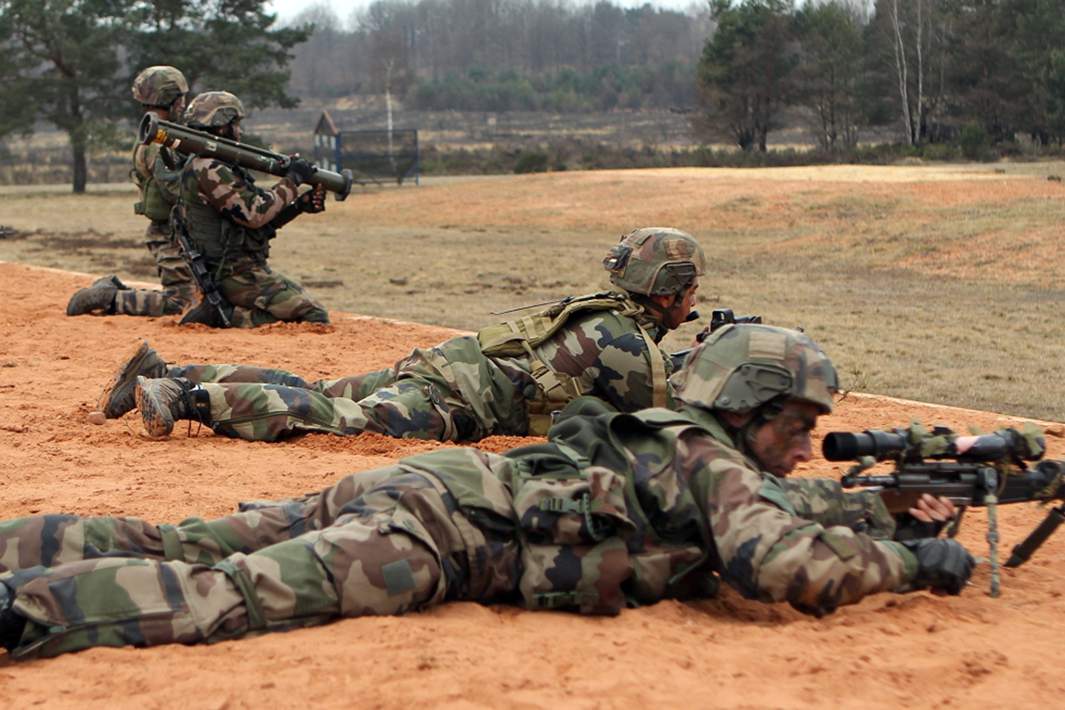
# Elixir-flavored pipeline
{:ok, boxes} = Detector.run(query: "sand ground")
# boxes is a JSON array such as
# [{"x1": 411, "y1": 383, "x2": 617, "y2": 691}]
[{"x1": 1, "y1": 261, "x2": 1063, "y2": 708}]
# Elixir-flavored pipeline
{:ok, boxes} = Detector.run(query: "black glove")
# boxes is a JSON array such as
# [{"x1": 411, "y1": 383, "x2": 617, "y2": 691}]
[
  {"x1": 297, "y1": 184, "x2": 326, "y2": 214},
  {"x1": 0, "y1": 581, "x2": 27, "y2": 651},
  {"x1": 901, "y1": 538, "x2": 975, "y2": 594},
  {"x1": 284, "y1": 157, "x2": 316, "y2": 187}
]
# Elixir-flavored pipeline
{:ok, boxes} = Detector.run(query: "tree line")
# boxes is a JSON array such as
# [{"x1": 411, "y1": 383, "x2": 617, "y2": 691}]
[
  {"x1": 286, "y1": 0, "x2": 712, "y2": 112},
  {"x1": 699, "y1": 0, "x2": 1065, "y2": 153}
]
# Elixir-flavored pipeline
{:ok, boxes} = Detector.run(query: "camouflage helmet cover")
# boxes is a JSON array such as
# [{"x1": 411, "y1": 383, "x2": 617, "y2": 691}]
[
  {"x1": 131, "y1": 66, "x2": 189, "y2": 108},
  {"x1": 184, "y1": 91, "x2": 246, "y2": 129},
  {"x1": 603, "y1": 227, "x2": 706, "y2": 296},
  {"x1": 671, "y1": 324, "x2": 839, "y2": 415}
]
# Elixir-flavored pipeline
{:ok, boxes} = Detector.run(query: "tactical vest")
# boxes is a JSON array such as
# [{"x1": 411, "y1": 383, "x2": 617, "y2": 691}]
[
  {"x1": 477, "y1": 292, "x2": 670, "y2": 435},
  {"x1": 131, "y1": 144, "x2": 178, "y2": 223},
  {"x1": 178, "y1": 159, "x2": 274, "y2": 271}
]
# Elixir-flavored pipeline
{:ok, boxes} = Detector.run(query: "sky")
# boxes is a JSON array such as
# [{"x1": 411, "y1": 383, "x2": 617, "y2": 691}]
[{"x1": 267, "y1": 0, "x2": 705, "y2": 26}]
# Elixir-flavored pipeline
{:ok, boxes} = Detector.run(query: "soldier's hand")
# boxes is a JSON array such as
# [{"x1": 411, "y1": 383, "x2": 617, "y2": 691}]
[
  {"x1": 285, "y1": 155, "x2": 317, "y2": 186},
  {"x1": 298, "y1": 184, "x2": 326, "y2": 214},
  {"x1": 901, "y1": 538, "x2": 975, "y2": 595},
  {"x1": 908, "y1": 494, "x2": 957, "y2": 524}
]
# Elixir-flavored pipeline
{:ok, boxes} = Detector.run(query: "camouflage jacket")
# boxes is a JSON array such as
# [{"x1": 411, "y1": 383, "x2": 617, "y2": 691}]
[
  {"x1": 473, "y1": 296, "x2": 675, "y2": 434},
  {"x1": 178, "y1": 156, "x2": 299, "y2": 265},
  {"x1": 407, "y1": 402, "x2": 917, "y2": 617}
]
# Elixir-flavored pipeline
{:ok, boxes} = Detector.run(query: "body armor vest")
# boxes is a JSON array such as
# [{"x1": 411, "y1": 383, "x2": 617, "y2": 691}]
[
  {"x1": 178, "y1": 160, "x2": 274, "y2": 271},
  {"x1": 477, "y1": 292, "x2": 669, "y2": 435}
]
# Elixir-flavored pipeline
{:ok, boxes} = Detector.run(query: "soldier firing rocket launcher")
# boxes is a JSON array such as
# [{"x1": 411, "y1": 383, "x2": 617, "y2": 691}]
[
  {"x1": 139, "y1": 113, "x2": 353, "y2": 201},
  {"x1": 823, "y1": 423, "x2": 1065, "y2": 596}
]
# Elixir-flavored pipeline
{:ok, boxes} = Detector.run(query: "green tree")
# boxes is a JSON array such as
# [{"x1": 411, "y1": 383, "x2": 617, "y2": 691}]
[
  {"x1": 0, "y1": 0, "x2": 309, "y2": 193},
  {"x1": 696, "y1": 0, "x2": 798, "y2": 152},
  {"x1": 794, "y1": 1, "x2": 865, "y2": 151},
  {"x1": 0, "y1": 0, "x2": 131, "y2": 193}
]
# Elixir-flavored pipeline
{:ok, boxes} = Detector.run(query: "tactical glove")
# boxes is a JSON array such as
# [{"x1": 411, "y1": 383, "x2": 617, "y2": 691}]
[
  {"x1": 901, "y1": 538, "x2": 975, "y2": 594},
  {"x1": 298, "y1": 184, "x2": 326, "y2": 213},
  {"x1": 0, "y1": 581, "x2": 26, "y2": 651},
  {"x1": 285, "y1": 157, "x2": 316, "y2": 186}
]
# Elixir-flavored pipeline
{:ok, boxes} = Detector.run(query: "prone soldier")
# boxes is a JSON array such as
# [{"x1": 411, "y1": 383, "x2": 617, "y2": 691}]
[
  {"x1": 0, "y1": 324, "x2": 976, "y2": 659},
  {"x1": 66, "y1": 66, "x2": 198, "y2": 318},
  {"x1": 97, "y1": 228, "x2": 706, "y2": 442}
]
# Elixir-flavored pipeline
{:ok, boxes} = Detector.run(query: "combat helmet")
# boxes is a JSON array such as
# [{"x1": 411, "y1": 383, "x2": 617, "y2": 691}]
[
  {"x1": 131, "y1": 66, "x2": 188, "y2": 108},
  {"x1": 603, "y1": 227, "x2": 706, "y2": 296},
  {"x1": 671, "y1": 323, "x2": 839, "y2": 415},
  {"x1": 184, "y1": 91, "x2": 246, "y2": 129}
]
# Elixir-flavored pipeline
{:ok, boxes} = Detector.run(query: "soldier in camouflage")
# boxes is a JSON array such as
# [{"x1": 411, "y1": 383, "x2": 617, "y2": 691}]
[
  {"x1": 0, "y1": 324, "x2": 977, "y2": 659},
  {"x1": 66, "y1": 66, "x2": 198, "y2": 318},
  {"x1": 97, "y1": 228, "x2": 706, "y2": 442},
  {"x1": 173, "y1": 91, "x2": 330, "y2": 328}
]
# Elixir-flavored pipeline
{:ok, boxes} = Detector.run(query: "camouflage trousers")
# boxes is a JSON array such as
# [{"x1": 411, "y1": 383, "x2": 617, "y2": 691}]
[
  {"x1": 112, "y1": 222, "x2": 196, "y2": 317},
  {"x1": 218, "y1": 258, "x2": 330, "y2": 327},
  {"x1": 0, "y1": 457, "x2": 520, "y2": 659},
  {"x1": 170, "y1": 336, "x2": 528, "y2": 442}
]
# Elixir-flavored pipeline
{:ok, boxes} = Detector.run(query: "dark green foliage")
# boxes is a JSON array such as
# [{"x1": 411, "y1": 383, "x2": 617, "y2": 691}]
[
  {"x1": 0, "y1": 0, "x2": 308, "y2": 193},
  {"x1": 513, "y1": 150, "x2": 549, "y2": 174},
  {"x1": 958, "y1": 124, "x2": 992, "y2": 161}
]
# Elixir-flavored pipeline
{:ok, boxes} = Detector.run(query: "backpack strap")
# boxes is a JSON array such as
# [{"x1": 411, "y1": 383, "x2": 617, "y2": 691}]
[{"x1": 633, "y1": 320, "x2": 668, "y2": 408}]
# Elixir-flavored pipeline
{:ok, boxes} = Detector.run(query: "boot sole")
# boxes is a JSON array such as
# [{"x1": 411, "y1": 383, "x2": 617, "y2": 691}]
[
  {"x1": 135, "y1": 376, "x2": 175, "y2": 438},
  {"x1": 97, "y1": 341, "x2": 163, "y2": 419}
]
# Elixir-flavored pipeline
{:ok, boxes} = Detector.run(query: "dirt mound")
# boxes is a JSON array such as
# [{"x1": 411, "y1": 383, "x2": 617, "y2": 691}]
[{"x1": 1, "y1": 261, "x2": 1063, "y2": 707}]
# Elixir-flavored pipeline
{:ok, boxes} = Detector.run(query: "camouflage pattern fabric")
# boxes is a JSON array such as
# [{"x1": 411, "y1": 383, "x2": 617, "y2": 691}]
[
  {"x1": 604, "y1": 227, "x2": 706, "y2": 296},
  {"x1": 164, "y1": 306, "x2": 672, "y2": 442},
  {"x1": 108, "y1": 144, "x2": 196, "y2": 317},
  {"x1": 180, "y1": 156, "x2": 329, "y2": 325},
  {"x1": 0, "y1": 407, "x2": 923, "y2": 658},
  {"x1": 111, "y1": 221, "x2": 197, "y2": 317},
  {"x1": 0, "y1": 453, "x2": 520, "y2": 659}
]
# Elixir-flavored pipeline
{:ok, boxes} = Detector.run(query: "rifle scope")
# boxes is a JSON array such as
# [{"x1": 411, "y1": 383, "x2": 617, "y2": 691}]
[
  {"x1": 823, "y1": 428, "x2": 1044, "y2": 463},
  {"x1": 139, "y1": 113, "x2": 353, "y2": 201}
]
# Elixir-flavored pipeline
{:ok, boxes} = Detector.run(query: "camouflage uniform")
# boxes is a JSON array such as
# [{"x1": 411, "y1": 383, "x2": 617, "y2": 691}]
[
  {"x1": 0, "y1": 397, "x2": 918, "y2": 659},
  {"x1": 176, "y1": 91, "x2": 329, "y2": 327},
  {"x1": 163, "y1": 295, "x2": 676, "y2": 441},
  {"x1": 123, "y1": 228, "x2": 705, "y2": 440},
  {"x1": 66, "y1": 66, "x2": 196, "y2": 318}
]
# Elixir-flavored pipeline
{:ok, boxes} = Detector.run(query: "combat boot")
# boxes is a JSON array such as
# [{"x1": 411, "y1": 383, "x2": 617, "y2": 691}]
[
  {"x1": 97, "y1": 340, "x2": 169, "y2": 418},
  {"x1": 179, "y1": 298, "x2": 234, "y2": 328},
  {"x1": 66, "y1": 275, "x2": 128, "y2": 316},
  {"x1": 135, "y1": 376, "x2": 212, "y2": 438}
]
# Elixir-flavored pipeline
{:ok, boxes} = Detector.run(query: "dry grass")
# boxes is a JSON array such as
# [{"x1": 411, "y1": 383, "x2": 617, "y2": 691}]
[{"x1": 2, "y1": 162, "x2": 1065, "y2": 419}]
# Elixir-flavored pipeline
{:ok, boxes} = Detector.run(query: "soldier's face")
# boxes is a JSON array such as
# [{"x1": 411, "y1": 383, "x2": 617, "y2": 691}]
[
  {"x1": 748, "y1": 401, "x2": 819, "y2": 476},
  {"x1": 661, "y1": 282, "x2": 699, "y2": 329}
]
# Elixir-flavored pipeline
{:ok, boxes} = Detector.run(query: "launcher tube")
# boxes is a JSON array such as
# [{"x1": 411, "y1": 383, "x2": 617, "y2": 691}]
[{"x1": 139, "y1": 113, "x2": 352, "y2": 200}]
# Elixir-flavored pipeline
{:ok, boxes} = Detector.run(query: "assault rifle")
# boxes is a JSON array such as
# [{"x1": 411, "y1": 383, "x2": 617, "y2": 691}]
[
  {"x1": 823, "y1": 423, "x2": 1065, "y2": 596},
  {"x1": 670, "y1": 308, "x2": 763, "y2": 370},
  {"x1": 139, "y1": 114, "x2": 353, "y2": 200},
  {"x1": 172, "y1": 206, "x2": 230, "y2": 327}
]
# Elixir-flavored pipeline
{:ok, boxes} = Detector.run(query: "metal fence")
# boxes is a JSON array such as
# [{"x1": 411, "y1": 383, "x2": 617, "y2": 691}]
[{"x1": 314, "y1": 129, "x2": 419, "y2": 185}]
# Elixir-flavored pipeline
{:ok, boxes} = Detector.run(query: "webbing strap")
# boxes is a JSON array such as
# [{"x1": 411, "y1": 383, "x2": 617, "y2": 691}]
[
  {"x1": 157, "y1": 524, "x2": 185, "y2": 562},
  {"x1": 634, "y1": 321, "x2": 668, "y2": 408},
  {"x1": 213, "y1": 559, "x2": 268, "y2": 631}
]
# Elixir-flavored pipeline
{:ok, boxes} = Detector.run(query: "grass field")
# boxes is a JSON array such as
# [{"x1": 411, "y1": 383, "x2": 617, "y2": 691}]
[{"x1": 2, "y1": 162, "x2": 1064, "y2": 420}]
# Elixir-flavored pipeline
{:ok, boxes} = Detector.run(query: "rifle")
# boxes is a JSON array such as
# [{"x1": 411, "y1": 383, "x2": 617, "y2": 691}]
[
  {"x1": 670, "y1": 308, "x2": 763, "y2": 370},
  {"x1": 139, "y1": 114, "x2": 353, "y2": 200},
  {"x1": 172, "y1": 206, "x2": 231, "y2": 328},
  {"x1": 823, "y1": 423, "x2": 1065, "y2": 596}
]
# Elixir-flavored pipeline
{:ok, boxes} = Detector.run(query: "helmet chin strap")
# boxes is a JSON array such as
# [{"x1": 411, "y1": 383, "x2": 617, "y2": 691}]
[{"x1": 726, "y1": 398, "x2": 787, "y2": 467}]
